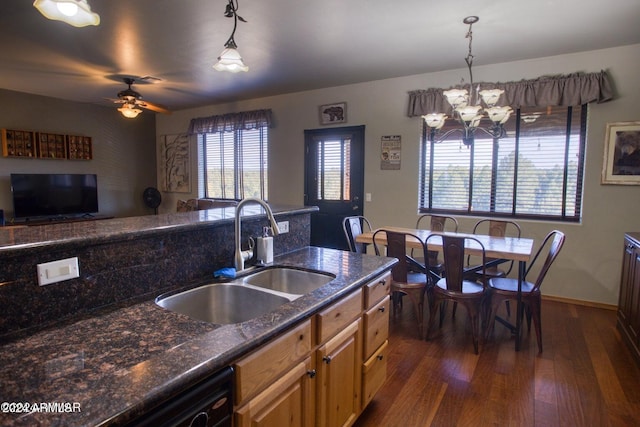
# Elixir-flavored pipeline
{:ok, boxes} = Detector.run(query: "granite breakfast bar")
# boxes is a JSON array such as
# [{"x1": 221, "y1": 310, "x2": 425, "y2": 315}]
[{"x1": 0, "y1": 206, "x2": 396, "y2": 426}]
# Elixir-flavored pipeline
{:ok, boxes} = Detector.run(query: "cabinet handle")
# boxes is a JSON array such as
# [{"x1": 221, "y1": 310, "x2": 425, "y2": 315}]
[
  {"x1": 378, "y1": 306, "x2": 385, "y2": 313},
  {"x1": 307, "y1": 369, "x2": 317, "y2": 378},
  {"x1": 378, "y1": 279, "x2": 387, "y2": 287},
  {"x1": 377, "y1": 354, "x2": 384, "y2": 361},
  {"x1": 323, "y1": 356, "x2": 332, "y2": 364}
]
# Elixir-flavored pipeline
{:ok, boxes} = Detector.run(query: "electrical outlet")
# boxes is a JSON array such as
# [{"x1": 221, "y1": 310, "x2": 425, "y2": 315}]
[
  {"x1": 37, "y1": 257, "x2": 79, "y2": 286},
  {"x1": 277, "y1": 221, "x2": 289, "y2": 234}
]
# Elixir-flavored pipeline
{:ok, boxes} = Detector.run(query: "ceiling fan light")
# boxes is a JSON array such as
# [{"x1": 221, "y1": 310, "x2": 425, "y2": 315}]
[
  {"x1": 118, "y1": 105, "x2": 142, "y2": 118},
  {"x1": 33, "y1": 0, "x2": 100, "y2": 27},
  {"x1": 213, "y1": 47, "x2": 249, "y2": 73}
]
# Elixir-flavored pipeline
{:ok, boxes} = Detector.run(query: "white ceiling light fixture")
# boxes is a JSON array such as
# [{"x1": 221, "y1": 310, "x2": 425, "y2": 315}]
[
  {"x1": 213, "y1": 0, "x2": 249, "y2": 73},
  {"x1": 33, "y1": 0, "x2": 100, "y2": 27},
  {"x1": 422, "y1": 16, "x2": 513, "y2": 147},
  {"x1": 118, "y1": 103, "x2": 142, "y2": 119}
]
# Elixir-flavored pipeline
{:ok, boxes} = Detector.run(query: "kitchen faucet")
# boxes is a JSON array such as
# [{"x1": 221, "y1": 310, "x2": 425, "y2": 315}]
[{"x1": 234, "y1": 198, "x2": 280, "y2": 273}]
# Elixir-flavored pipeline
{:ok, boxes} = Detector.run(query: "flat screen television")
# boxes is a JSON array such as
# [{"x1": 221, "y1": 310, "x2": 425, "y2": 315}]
[{"x1": 10, "y1": 173, "x2": 99, "y2": 219}]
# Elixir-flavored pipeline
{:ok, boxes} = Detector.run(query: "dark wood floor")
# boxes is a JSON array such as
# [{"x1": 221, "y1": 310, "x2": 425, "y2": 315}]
[{"x1": 354, "y1": 299, "x2": 640, "y2": 427}]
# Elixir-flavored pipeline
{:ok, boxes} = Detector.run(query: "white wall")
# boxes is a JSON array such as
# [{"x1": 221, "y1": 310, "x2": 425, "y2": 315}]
[
  {"x1": 0, "y1": 89, "x2": 158, "y2": 218},
  {"x1": 157, "y1": 44, "x2": 640, "y2": 306}
]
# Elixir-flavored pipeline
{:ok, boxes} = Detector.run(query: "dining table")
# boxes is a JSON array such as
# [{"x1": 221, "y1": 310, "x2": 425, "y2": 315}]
[{"x1": 355, "y1": 226, "x2": 535, "y2": 351}]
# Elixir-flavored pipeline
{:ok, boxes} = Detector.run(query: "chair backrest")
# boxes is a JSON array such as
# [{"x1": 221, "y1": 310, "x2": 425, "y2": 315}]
[
  {"x1": 470, "y1": 219, "x2": 521, "y2": 273},
  {"x1": 342, "y1": 216, "x2": 372, "y2": 253},
  {"x1": 416, "y1": 214, "x2": 459, "y2": 232},
  {"x1": 372, "y1": 229, "x2": 426, "y2": 284},
  {"x1": 426, "y1": 233, "x2": 486, "y2": 292},
  {"x1": 527, "y1": 230, "x2": 566, "y2": 292}
]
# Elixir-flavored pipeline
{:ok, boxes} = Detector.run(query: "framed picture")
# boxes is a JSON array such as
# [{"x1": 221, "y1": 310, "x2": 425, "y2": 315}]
[
  {"x1": 602, "y1": 121, "x2": 640, "y2": 185},
  {"x1": 158, "y1": 133, "x2": 192, "y2": 193},
  {"x1": 319, "y1": 102, "x2": 347, "y2": 125}
]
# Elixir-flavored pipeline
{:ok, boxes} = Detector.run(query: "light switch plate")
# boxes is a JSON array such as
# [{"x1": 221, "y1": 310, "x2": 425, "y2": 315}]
[{"x1": 37, "y1": 257, "x2": 80, "y2": 286}]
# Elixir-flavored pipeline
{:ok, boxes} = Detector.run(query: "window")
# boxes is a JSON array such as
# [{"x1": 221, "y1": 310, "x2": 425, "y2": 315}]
[
  {"x1": 419, "y1": 105, "x2": 587, "y2": 222},
  {"x1": 190, "y1": 109, "x2": 272, "y2": 200},
  {"x1": 198, "y1": 126, "x2": 268, "y2": 200},
  {"x1": 315, "y1": 137, "x2": 351, "y2": 201}
]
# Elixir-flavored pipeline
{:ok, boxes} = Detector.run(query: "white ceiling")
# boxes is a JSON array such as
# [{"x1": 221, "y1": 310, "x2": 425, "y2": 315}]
[{"x1": 1, "y1": 0, "x2": 639, "y2": 113}]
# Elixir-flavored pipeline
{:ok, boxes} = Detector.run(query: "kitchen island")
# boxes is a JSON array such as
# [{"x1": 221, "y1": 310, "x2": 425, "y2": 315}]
[{"x1": 0, "y1": 207, "x2": 396, "y2": 426}]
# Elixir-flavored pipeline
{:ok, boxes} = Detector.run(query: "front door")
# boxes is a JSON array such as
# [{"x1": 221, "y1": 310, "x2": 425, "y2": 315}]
[{"x1": 304, "y1": 125, "x2": 365, "y2": 250}]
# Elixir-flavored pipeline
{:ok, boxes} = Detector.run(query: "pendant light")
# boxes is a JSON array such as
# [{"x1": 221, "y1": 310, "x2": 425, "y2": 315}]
[
  {"x1": 33, "y1": 0, "x2": 100, "y2": 27},
  {"x1": 213, "y1": 0, "x2": 249, "y2": 73}
]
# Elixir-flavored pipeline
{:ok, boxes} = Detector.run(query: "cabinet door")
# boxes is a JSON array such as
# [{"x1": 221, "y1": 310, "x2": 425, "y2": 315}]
[
  {"x1": 619, "y1": 239, "x2": 635, "y2": 323},
  {"x1": 629, "y1": 247, "x2": 640, "y2": 344},
  {"x1": 316, "y1": 319, "x2": 361, "y2": 427},
  {"x1": 235, "y1": 357, "x2": 315, "y2": 427}
]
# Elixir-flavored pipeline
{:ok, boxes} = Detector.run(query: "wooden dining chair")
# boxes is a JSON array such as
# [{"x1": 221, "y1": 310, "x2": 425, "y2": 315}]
[
  {"x1": 486, "y1": 230, "x2": 565, "y2": 353},
  {"x1": 425, "y1": 233, "x2": 488, "y2": 354},
  {"x1": 372, "y1": 229, "x2": 430, "y2": 337},
  {"x1": 414, "y1": 214, "x2": 459, "y2": 276},
  {"x1": 342, "y1": 215, "x2": 372, "y2": 253}
]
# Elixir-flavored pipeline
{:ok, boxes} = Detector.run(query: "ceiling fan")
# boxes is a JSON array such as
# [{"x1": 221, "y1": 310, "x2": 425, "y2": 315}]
[{"x1": 111, "y1": 77, "x2": 171, "y2": 118}]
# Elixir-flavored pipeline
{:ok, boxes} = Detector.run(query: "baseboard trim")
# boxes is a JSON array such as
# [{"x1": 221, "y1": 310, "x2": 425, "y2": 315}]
[{"x1": 542, "y1": 294, "x2": 617, "y2": 311}]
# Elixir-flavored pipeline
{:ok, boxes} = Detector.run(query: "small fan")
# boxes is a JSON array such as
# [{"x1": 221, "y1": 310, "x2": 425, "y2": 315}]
[
  {"x1": 143, "y1": 187, "x2": 162, "y2": 214},
  {"x1": 110, "y1": 77, "x2": 171, "y2": 116}
]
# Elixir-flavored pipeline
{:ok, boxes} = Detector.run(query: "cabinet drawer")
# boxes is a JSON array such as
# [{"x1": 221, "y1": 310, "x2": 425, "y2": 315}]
[
  {"x1": 363, "y1": 295, "x2": 390, "y2": 359},
  {"x1": 363, "y1": 272, "x2": 391, "y2": 309},
  {"x1": 234, "y1": 319, "x2": 312, "y2": 404},
  {"x1": 316, "y1": 289, "x2": 362, "y2": 344},
  {"x1": 362, "y1": 340, "x2": 388, "y2": 408}
]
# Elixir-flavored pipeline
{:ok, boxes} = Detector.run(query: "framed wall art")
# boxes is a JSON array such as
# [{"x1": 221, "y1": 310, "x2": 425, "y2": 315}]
[
  {"x1": 158, "y1": 133, "x2": 192, "y2": 193},
  {"x1": 602, "y1": 121, "x2": 640, "y2": 185},
  {"x1": 319, "y1": 102, "x2": 347, "y2": 125}
]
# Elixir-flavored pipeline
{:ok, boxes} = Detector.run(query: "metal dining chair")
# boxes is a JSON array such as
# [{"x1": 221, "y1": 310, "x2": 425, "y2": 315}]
[
  {"x1": 342, "y1": 215, "x2": 372, "y2": 253},
  {"x1": 485, "y1": 230, "x2": 565, "y2": 353},
  {"x1": 425, "y1": 233, "x2": 488, "y2": 354},
  {"x1": 414, "y1": 214, "x2": 459, "y2": 276},
  {"x1": 372, "y1": 229, "x2": 430, "y2": 337}
]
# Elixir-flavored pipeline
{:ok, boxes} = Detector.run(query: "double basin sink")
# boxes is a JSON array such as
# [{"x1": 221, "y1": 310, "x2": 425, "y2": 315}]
[{"x1": 156, "y1": 267, "x2": 335, "y2": 324}]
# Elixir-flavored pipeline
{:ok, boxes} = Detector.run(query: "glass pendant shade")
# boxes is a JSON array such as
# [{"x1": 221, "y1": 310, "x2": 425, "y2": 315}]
[
  {"x1": 33, "y1": 0, "x2": 100, "y2": 27},
  {"x1": 486, "y1": 106, "x2": 514, "y2": 124},
  {"x1": 442, "y1": 89, "x2": 469, "y2": 108},
  {"x1": 457, "y1": 105, "x2": 483, "y2": 122},
  {"x1": 478, "y1": 89, "x2": 504, "y2": 107},
  {"x1": 213, "y1": 47, "x2": 249, "y2": 73},
  {"x1": 422, "y1": 113, "x2": 448, "y2": 130}
]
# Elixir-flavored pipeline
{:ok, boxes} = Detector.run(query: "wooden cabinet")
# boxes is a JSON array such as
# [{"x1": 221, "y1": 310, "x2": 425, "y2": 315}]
[
  {"x1": 361, "y1": 272, "x2": 390, "y2": 408},
  {"x1": 233, "y1": 270, "x2": 392, "y2": 427},
  {"x1": 67, "y1": 135, "x2": 93, "y2": 160},
  {"x1": 235, "y1": 357, "x2": 315, "y2": 427},
  {"x1": 618, "y1": 233, "x2": 640, "y2": 365}
]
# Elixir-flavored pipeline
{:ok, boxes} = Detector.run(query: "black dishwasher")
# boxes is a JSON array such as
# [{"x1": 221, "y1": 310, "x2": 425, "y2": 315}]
[{"x1": 128, "y1": 366, "x2": 233, "y2": 427}]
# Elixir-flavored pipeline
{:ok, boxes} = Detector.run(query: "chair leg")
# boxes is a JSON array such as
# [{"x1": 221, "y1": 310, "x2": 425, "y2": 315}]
[
  {"x1": 426, "y1": 295, "x2": 439, "y2": 341},
  {"x1": 528, "y1": 296, "x2": 543, "y2": 353},
  {"x1": 505, "y1": 300, "x2": 511, "y2": 317},
  {"x1": 463, "y1": 302, "x2": 480, "y2": 355}
]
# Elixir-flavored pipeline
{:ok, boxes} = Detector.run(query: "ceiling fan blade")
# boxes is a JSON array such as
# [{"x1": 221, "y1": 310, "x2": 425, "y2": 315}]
[{"x1": 138, "y1": 100, "x2": 171, "y2": 114}]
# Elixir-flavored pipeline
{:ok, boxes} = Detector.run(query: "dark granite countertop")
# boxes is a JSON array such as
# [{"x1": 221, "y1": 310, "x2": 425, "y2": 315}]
[
  {"x1": 0, "y1": 204, "x2": 317, "y2": 256},
  {"x1": 0, "y1": 246, "x2": 396, "y2": 426}
]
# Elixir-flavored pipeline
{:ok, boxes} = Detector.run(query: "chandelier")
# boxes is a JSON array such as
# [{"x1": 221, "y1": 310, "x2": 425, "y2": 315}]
[
  {"x1": 213, "y1": 0, "x2": 249, "y2": 73},
  {"x1": 422, "y1": 16, "x2": 513, "y2": 146},
  {"x1": 33, "y1": 0, "x2": 100, "y2": 27}
]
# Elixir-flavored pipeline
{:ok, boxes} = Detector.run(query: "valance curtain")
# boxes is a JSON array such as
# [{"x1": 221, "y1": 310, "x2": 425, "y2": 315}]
[
  {"x1": 188, "y1": 109, "x2": 273, "y2": 133},
  {"x1": 407, "y1": 70, "x2": 613, "y2": 117}
]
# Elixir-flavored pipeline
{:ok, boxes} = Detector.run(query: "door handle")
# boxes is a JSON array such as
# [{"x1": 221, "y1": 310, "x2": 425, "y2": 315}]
[{"x1": 352, "y1": 205, "x2": 360, "y2": 211}]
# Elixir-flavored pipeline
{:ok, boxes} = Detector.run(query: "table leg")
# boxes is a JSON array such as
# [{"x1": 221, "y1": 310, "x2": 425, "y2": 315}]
[{"x1": 515, "y1": 260, "x2": 526, "y2": 351}]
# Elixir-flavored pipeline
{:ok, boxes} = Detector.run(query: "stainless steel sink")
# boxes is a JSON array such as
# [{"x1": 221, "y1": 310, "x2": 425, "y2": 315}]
[
  {"x1": 243, "y1": 267, "x2": 335, "y2": 295},
  {"x1": 156, "y1": 283, "x2": 291, "y2": 324}
]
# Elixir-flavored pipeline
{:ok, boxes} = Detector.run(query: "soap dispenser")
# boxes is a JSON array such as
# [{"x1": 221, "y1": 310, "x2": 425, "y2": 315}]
[{"x1": 256, "y1": 226, "x2": 274, "y2": 264}]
